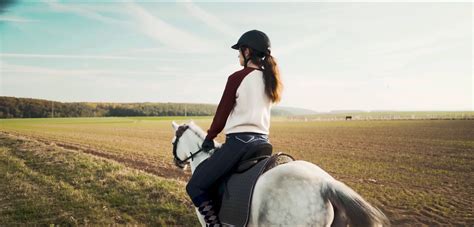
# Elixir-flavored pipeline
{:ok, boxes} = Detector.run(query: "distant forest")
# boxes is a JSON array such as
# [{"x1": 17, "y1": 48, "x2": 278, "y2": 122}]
[
  {"x1": 0, "y1": 96, "x2": 217, "y2": 118},
  {"x1": 0, "y1": 97, "x2": 291, "y2": 118}
]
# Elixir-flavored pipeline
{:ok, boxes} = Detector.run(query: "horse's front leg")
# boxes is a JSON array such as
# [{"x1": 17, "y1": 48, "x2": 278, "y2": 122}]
[{"x1": 195, "y1": 207, "x2": 206, "y2": 227}]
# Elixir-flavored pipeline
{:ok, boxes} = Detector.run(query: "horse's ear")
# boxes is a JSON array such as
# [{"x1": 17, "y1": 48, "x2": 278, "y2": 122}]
[{"x1": 172, "y1": 121, "x2": 179, "y2": 131}]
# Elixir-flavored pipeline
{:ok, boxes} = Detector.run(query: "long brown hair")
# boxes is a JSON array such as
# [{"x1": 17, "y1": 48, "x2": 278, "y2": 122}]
[{"x1": 241, "y1": 46, "x2": 283, "y2": 103}]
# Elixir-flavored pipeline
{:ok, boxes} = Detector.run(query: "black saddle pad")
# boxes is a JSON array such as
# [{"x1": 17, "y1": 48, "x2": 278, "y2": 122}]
[{"x1": 217, "y1": 153, "x2": 294, "y2": 226}]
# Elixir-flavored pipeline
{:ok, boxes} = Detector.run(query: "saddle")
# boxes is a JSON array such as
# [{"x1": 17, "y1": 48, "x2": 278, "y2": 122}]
[
  {"x1": 235, "y1": 142, "x2": 273, "y2": 172},
  {"x1": 210, "y1": 141, "x2": 295, "y2": 226}
]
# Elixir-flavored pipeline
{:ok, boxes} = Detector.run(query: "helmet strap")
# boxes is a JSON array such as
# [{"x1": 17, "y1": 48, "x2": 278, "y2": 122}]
[
  {"x1": 241, "y1": 47, "x2": 250, "y2": 67},
  {"x1": 244, "y1": 57, "x2": 250, "y2": 67}
]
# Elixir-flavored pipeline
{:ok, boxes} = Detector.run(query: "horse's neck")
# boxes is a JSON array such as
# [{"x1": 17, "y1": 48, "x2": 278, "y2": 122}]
[
  {"x1": 182, "y1": 126, "x2": 222, "y2": 173},
  {"x1": 189, "y1": 150, "x2": 209, "y2": 173},
  {"x1": 183, "y1": 133, "x2": 212, "y2": 173}
]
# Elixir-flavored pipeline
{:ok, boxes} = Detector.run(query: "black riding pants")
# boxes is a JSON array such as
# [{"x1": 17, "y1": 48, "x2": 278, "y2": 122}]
[{"x1": 186, "y1": 132, "x2": 269, "y2": 207}]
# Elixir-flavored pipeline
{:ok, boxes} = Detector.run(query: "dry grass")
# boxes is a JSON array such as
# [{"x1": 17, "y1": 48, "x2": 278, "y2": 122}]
[{"x1": 0, "y1": 132, "x2": 198, "y2": 225}]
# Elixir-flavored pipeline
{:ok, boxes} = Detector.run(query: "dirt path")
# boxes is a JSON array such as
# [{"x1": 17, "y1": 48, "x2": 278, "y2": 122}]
[{"x1": 0, "y1": 131, "x2": 191, "y2": 181}]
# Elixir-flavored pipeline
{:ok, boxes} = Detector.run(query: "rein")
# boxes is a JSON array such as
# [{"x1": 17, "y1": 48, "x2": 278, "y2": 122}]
[{"x1": 172, "y1": 124, "x2": 207, "y2": 168}]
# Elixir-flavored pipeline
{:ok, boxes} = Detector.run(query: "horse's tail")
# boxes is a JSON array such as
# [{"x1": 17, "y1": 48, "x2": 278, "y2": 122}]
[{"x1": 321, "y1": 179, "x2": 390, "y2": 227}]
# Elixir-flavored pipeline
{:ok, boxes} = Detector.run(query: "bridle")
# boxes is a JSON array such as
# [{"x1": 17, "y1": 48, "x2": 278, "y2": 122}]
[{"x1": 172, "y1": 124, "x2": 207, "y2": 169}]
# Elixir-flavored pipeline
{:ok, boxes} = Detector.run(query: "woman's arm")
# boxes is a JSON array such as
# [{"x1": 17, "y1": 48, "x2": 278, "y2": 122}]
[{"x1": 206, "y1": 76, "x2": 239, "y2": 140}]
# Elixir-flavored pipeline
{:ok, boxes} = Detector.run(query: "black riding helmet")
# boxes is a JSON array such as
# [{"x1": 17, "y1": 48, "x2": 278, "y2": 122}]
[{"x1": 231, "y1": 29, "x2": 271, "y2": 56}]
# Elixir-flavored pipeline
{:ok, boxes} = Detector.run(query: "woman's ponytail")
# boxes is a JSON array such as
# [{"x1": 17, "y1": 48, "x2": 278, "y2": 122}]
[
  {"x1": 245, "y1": 47, "x2": 283, "y2": 103},
  {"x1": 261, "y1": 55, "x2": 283, "y2": 103}
]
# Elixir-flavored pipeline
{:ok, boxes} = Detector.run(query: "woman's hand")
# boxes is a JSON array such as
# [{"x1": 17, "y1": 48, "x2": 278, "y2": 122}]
[{"x1": 201, "y1": 138, "x2": 215, "y2": 152}]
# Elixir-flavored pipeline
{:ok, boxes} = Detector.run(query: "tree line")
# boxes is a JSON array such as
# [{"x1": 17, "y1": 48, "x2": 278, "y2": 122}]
[
  {"x1": 0, "y1": 96, "x2": 291, "y2": 118},
  {"x1": 0, "y1": 97, "x2": 217, "y2": 118}
]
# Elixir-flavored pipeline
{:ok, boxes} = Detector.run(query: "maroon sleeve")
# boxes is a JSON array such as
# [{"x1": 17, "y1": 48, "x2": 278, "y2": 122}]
[{"x1": 205, "y1": 76, "x2": 239, "y2": 140}]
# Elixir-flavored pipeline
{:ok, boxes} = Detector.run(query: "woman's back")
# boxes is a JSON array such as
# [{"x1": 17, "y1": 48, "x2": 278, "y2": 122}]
[{"x1": 225, "y1": 68, "x2": 272, "y2": 135}]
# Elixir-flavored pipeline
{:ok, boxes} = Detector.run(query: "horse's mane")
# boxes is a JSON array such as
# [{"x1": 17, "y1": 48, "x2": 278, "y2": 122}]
[
  {"x1": 187, "y1": 121, "x2": 206, "y2": 140},
  {"x1": 187, "y1": 121, "x2": 222, "y2": 148}
]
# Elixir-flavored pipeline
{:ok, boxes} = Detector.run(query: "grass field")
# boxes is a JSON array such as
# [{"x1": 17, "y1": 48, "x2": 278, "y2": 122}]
[
  {"x1": 0, "y1": 132, "x2": 198, "y2": 225},
  {"x1": 1, "y1": 117, "x2": 473, "y2": 225}
]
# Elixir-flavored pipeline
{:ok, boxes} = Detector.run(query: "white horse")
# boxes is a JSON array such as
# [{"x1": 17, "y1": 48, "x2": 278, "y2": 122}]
[{"x1": 171, "y1": 121, "x2": 389, "y2": 227}]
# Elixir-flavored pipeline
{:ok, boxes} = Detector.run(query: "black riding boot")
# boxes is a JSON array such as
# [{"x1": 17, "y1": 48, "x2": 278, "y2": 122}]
[{"x1": 197, "y1": 199, "x2": 221, "y2": 226}]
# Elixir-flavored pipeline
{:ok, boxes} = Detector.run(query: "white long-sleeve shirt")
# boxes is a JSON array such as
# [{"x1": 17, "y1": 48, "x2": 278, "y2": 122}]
[{"x1": 206, "y1": 67, "x2": 272, "y2": 140}]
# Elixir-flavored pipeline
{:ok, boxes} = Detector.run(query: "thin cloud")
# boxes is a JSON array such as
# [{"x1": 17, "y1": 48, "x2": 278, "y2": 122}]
[
  {"x1": 124, "y1": 2, "x2": 214, "y2": 53},
  {"x1": 366, "y1": 22, "x2": 469, "y2": 59},
  {"x1": 181, "y1": 1, "x2": 237, "y2": 37},
  {"x1": 0, "y1": 53, "x2": 171, "y2": 61},
  {"x1": 42, "y1": 0, "x2": 128, "y2": 26},
  {"x1": 0, "y1": 15, "x2": 38, "y2": 23},
  {"x1": 1, "y1": 62, "x2": 182, "y2": 77},
  {"x1": 274, "y1": 30, "x2": 335, "y2": 57},
  {"x1": 41, "y1": 1, "x2": 215, "y2": 53},
  {"x1": 332, "y1": 27, "x2": 470, "y2": 75}
]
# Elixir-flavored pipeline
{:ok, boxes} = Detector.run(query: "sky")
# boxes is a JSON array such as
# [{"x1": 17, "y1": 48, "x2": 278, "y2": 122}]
[{"x1": 0, "y1": 0, "x2": 472, "y2": 112}]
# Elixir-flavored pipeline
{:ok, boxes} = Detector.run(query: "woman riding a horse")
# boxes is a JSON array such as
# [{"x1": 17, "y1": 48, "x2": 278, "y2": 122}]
[{"x1": 185, "y1": 29, "x2": 283, "y2": 226}]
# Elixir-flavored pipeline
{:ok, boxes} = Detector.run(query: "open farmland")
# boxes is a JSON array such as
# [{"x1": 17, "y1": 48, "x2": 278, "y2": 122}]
[{"x1": 0, "y1": 117, "x2": 473, "y2": 225}]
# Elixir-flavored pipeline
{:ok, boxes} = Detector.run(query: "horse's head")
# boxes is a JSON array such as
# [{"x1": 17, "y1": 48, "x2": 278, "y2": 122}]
[{"x1": 171, "y1": 120, "x2": 208, "y2": 169}]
